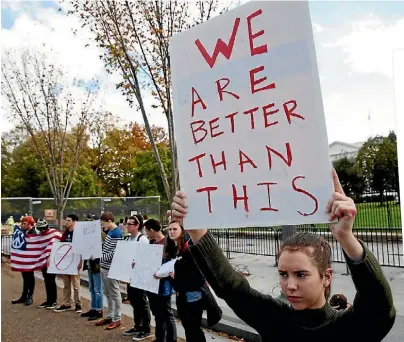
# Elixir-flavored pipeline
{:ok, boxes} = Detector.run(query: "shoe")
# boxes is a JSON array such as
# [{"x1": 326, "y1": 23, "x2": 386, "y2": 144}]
[
  {"x1": 38, "y1": 301, "x2": 49, "y2": 308},
  {"x1": 105, "y1": 320, "x2": 121, "y2": 330},
  {"x1": 54, "y1": 305, "x2": 72, "y2": 312},
  {"x1": 11, "y1": 297, "x2": 26, "y2": 304},
  {"x1": 81, "y1": 309, "x2": 95, "y2": 317},
  {"x1": 75, "y1": 303, "x2": 82, "y2": 313},
  {"x1": 124, "y1": 328, "x2": 141, "y2": 336},
  {"x1": 25, "y1": 296, "x2": 33, "y2": 306},
  {"x1": 46, "y1": 303, "x2": 57, "y2": 310},
  {"x1": 95, "y1": 318, "x2": 112, "y2": 326},
  {"x1": 133, "y1": 332, "x2": 152, "y2": 341},
  {"x1": 88, "y1": 311, "x2": 103, "y2": 321}
]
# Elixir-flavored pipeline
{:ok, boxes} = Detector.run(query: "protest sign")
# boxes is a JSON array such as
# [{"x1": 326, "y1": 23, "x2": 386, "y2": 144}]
[
  {"x1": 72, "y1": 220, "x2": 102, "y2": 259},
  {"x1": 108, "y1": 240, "x2": 135, "y2": 283},
  {"x1": 170, "y1": 1, "x2": 335, "y2": 229},
  {"x1": 130, "y1": 243, "x2": 164, "y2": 294},
  {"x1": 48, "y1": 242, "x2": 81, "y2": 275}
]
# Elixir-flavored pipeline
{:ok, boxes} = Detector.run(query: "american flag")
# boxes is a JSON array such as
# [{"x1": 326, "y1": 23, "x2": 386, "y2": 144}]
[{"x1": 11, "y1": 225, "x2": 62, "y2": 272}]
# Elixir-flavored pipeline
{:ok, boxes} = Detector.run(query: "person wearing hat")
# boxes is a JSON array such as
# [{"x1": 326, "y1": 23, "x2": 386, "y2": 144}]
[
  {"x1": 36, "y1": 218, "x2": 60, "y2": 310},
  {"x1": 330, "y1": 293, "x2": 351, "y2": 311},
  {"x1": 11, "y1": 215, "x2": 37, "y2": 306}
]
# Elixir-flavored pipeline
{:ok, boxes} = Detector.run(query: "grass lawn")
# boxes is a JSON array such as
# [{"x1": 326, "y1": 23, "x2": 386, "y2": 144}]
[{"x1": 353, "y1": 201, "x2": 401, "y2": 228}]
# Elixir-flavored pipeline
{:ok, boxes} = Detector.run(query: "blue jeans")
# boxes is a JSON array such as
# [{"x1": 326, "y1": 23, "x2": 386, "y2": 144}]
[{"x1": 88, "y1": 270, "x2": 103, "y2": 310}]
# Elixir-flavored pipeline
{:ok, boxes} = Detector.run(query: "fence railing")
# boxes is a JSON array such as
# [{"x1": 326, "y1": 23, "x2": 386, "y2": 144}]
[
  {"x1": 211, "y1": 227, "x2": 403, "y2": 267},
  {"x1": 2, "y1": 227, "x2": 402, "y2": 267}
]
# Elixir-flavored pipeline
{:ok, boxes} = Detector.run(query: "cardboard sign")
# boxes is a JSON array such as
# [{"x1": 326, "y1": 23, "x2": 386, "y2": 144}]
[
  {"x1": 72, "y1": 220, "x2": 102, "y2": 260},
  {"x1": 170, "y1": 1, "x2": 334, "y2": 229},
  {"x1": 48, "y1": 242, "x2": 81, "y2": 275},
  {"x1": 108, "y1": 240, "x2": 136, "y2": 283},
  {"x1": 130, "y1": 243, "x2": 164, "y2": 294},
  {"x1": 44, "y1": 209, "x2": 57, "y2": 220}
]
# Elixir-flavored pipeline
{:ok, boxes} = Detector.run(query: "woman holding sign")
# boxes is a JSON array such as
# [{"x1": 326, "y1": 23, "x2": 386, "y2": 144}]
[
  {"x1": 166, "y1": 220, "x2": 222, "y2": 342},
  {"x1": 170, "y1": 170, "x2": 396, "y2": 342}
]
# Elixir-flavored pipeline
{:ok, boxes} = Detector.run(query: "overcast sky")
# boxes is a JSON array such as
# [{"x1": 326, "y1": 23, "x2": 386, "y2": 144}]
[{"x1": 1, "y1": 0, "x2": 403, "y2": 144}]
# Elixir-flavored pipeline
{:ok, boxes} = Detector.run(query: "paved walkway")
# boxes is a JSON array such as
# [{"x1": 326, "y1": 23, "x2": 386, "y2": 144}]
[{"x1": 1, "y1": 263, "x2": 230, "y2": 342}]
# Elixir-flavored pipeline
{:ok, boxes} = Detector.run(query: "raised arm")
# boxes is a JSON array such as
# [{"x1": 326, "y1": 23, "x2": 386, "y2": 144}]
[
  {"x1": 327, "y1": 170, "x2": 395, "y2": 339},
  {"x1": 172, "y1": 192, "x2": 288, "y2": 331}
]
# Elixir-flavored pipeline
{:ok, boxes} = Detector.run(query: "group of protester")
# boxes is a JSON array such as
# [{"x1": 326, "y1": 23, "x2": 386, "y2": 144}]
[
  {"x1": 11, "y1": 212, "x2": 221, "y2": 342},
  {"x1": 10, "y1": 169, "x2": 397, "y2": 342}
]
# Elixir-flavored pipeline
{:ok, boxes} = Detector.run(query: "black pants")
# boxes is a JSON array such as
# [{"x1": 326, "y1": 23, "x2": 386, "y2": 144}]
[
  {"x1": 21, "y1": 271, "x2": 35, "y2": 299},
  {"x1": 177, "y1": 295, "x2": 206, "y2": 342},
  {"x1": 148, "y1": 293, "x2": 177, "y2": 342},
  {"x1": 42, "y1": 267, "x2": 57, "y2": 304},
  {"x1": 128, "y1": 285, "x2": 151, "y2": 333}
]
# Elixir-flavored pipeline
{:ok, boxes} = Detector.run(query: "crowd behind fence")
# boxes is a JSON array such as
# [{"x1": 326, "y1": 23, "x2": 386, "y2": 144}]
[{"x1": 1, "y1": 193, "x2": 403, "y2": 268}]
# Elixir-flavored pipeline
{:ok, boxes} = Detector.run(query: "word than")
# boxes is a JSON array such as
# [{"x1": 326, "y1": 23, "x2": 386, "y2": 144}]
[
  {"x1": 197, "y1": 175, "x2": 318, "y2": 216},
  {"x1": 189, "y1": 142, "x2": 292, "y2": 178}
]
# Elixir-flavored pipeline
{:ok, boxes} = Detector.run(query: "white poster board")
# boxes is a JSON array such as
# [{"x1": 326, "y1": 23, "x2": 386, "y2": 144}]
[
  {"x1": 72, "y1": 220, "x2": 102, "y2": 259},
  {"x1": 130, "y1": 243, "x2": 164, "y2": 294},
  {"x1": 108, "y1": 240, "x2": 136, "y2": 283},
  {"x1": 170, "y1": 1, "x2": 334, "y2": 229},
  {"x1": 48, "y1": 242, "x2": 81, "y2": 275}
]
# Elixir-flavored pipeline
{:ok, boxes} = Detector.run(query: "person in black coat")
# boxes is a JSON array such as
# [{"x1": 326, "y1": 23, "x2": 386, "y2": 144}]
[{"x1": 166, "y1": 220, "x2": 217, "y2": 342}]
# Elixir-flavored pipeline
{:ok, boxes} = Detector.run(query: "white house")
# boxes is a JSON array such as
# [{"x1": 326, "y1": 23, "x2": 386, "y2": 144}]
[{"x1": 329, "y1": 141, "x2": 365, "y2": 162}]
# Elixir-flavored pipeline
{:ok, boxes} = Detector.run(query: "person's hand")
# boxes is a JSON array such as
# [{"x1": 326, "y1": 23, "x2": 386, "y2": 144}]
[
  {"x1": 77, "y1": 260, "x2": 83, "y2": 272},
  {"x1": 171, "y1": 191, "x2": 188, "y2": 221},
  {"x1": 326, "y1": 169, "x2": 357, "y2": 240},
  {"x1": 169, "y1": 272, "x2": 175, "y2": 279},
  {"x1": 171, "y1": 191, "x2": 207, "y2": 243},
  {"x1": 326, "y1": 169, "x2": 363, "y2": 262},
  {"x1": 131, "y1": 261, "x2": 136, "y2": 269},
  {"x1": 153, "y1": 273, "x2": 162, "y2": 280}
]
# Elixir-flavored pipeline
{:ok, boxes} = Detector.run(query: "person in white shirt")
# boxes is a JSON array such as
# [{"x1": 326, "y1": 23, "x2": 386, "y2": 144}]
[{"x1": 123, "y1": 215, "x2": 151, "y2": 341}]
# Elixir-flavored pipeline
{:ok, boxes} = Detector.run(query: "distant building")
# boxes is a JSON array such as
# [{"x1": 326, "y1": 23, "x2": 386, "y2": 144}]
[{"x1": 329, "y1": 141, "x2": 365, "y2": 162}]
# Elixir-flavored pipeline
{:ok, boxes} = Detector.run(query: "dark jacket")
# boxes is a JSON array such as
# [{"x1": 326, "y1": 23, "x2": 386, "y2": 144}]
[
  {"x1": 174, "y1": 243, "x2": 222, "y2": 328},
  {"x1": 173, "y1": 246, "x2": 205, "y2": 293}
]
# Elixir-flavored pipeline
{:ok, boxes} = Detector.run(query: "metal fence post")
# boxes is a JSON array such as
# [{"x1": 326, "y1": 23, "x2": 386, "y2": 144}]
[
  {"x1": 225, "y1": 229, "x2": 232, "y2": 259},
  {"x1": 29, "y1": 197, "x2": 33, "y2": 216},
  {"x1": 275, "y1": 225, "x2": 297, "y2": 267}
]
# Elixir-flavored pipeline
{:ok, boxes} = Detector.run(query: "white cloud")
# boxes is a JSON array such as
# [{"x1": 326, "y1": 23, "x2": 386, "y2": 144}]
[
  {"x1": 324, "y1": 16, "x2": 404, "y2": 78},
  {"x1": 0, "y1": 2, "x2": 168, "y2": 134},
  {"x1": 313, "y1": 23, "x2": 324, "y2": 33}
]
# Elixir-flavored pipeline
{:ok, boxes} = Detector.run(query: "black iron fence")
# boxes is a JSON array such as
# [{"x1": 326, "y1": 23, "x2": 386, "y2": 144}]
[
  {"x1": 211, "y1": 227, "x2": 403, "y2": 268},
  {"x1": 2, "y1": 227, "x2": 402, "y2": 267}
]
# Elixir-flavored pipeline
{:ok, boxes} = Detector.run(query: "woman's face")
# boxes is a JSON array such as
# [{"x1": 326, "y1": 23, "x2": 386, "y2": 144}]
[
  {"x1": 168, "y1": 222, "x2": 182, "y2": 242},
  {"x1": 278, "y1": 249, "x2": 332, "y2": 310}
]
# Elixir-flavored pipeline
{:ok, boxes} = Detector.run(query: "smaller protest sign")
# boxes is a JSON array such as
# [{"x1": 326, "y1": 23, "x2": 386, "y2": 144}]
[
  {"x1": 72, "y1": 220, "x2": 102, "y2": 260},
  {"x1": 108, "y1": 240, "x2": 136, "y2": 283},
  {"x1": 130, "y1": 243, "x2": 164, "y2": 294},
  {"x1": 48, "y1": 242, "x2": 81, "y2": 275}
]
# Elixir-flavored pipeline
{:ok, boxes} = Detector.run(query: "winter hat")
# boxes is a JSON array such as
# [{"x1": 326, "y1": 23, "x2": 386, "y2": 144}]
[
  {"x1": 22, "y1": 216, "x2": 35, "y2": 226},
  {"x1": 36, "y1": 217, "x2": 49, "y2": 229},
  {"x1": 330, "y1": 293, "x2": 348, "y2": 310}
]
